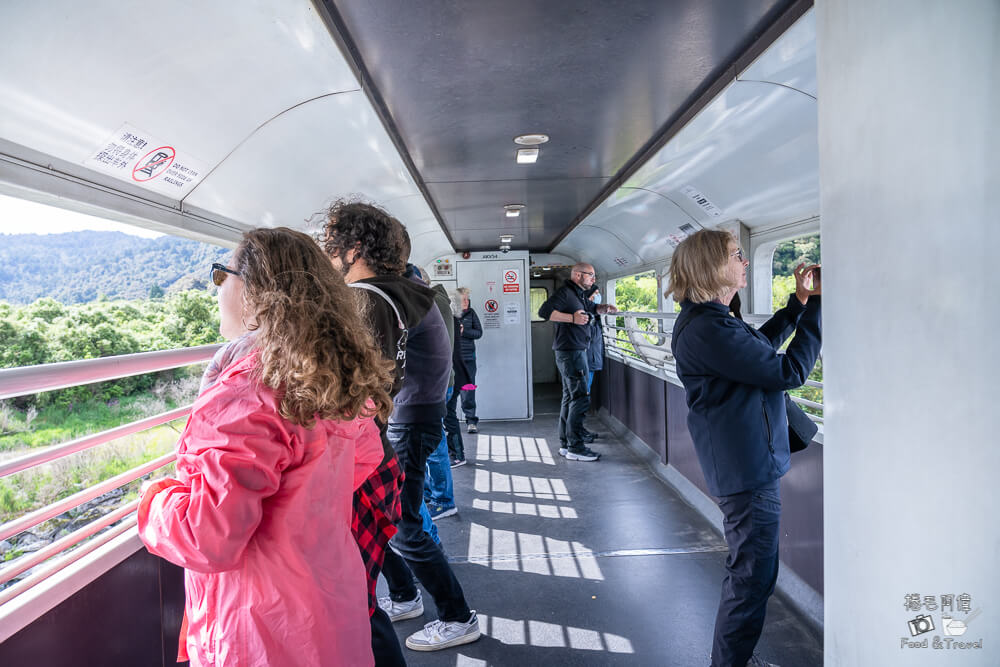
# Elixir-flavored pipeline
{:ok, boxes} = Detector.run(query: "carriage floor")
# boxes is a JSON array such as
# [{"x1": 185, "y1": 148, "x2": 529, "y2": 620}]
[{"x1": 382, "y1": 383, "x2": 823, "y2": 667}]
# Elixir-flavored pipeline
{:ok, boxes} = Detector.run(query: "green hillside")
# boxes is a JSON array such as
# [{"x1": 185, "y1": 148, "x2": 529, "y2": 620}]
[{"x1": 0, "y1": 231, "x2": 229, "y2": 304}]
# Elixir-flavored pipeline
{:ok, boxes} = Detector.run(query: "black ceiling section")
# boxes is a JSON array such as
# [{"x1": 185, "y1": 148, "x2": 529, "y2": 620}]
[
  {"x1": 426, "y1": 178, "x2": 606, "y2": 249},
  {"x1": 323, "y1": 0, "x2": 798, "y2": 252}
]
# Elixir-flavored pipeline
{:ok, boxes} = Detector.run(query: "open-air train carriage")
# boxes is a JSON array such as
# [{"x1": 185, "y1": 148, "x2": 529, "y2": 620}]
[{"x1": 0, "y1": 1, "x2": 996, "y2": 665}]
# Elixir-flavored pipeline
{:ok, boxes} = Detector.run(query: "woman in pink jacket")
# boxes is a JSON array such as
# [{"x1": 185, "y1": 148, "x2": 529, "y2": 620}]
[{"x1": 138, "y1": 227, "x2": 396, "y2": 666}]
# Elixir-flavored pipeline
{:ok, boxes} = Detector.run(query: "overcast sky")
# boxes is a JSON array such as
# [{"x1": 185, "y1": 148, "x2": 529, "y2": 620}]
[{"x1": 0, "y1": 193, "x2": 163, "y2": 238}]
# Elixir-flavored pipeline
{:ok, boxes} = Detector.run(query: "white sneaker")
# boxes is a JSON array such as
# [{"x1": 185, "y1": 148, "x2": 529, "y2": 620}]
[
  {"x1": 558, "y1": 447, "x2": 568, "y2": 457},
  {"x1": 405, "y1": 612, "x2": 481, "y2": 651},
  {"x1": 378, "y1": 590, "x2": 424, "y2": 622}
]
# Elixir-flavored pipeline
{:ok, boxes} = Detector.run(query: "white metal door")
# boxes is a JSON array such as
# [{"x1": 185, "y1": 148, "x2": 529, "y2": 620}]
[{"x1": 454, "y1": 255, "x2": 532, "y2": 420}]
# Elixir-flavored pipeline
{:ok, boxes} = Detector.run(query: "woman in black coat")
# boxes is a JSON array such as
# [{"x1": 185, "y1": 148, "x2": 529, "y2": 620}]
[
  {"x1": 456, "y1": 287, "x2": 482, "y2": 432},
  {"x1": 666, "y1": 229, "x2": 820, "y2": 667}
]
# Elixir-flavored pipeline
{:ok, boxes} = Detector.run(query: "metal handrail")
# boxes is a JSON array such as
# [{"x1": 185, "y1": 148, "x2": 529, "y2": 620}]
[
  {"x1": 0, "y1": 452, "x2": 175, "y2": 543},
  {"x1": 0, "y1": 499, "x2": 140, "y2": 586},
  {"x1": 0, "y1": 515, "x2": 138, "y2": 607},
  {"x1": 602, "y1": 309, "x2": 824, "y2": 415},
  {"x1": 0, "y1": 405, "x2": 192, "y2": 479},
  {"x1": 0, "y1": 344, "x2": 222, "y2": 400},
  {"x1": 0, "y1": 344, "x2": 212, "y2": 608}
]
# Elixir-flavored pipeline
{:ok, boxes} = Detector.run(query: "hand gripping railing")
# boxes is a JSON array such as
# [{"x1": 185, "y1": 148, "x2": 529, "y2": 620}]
[
  {"x1": 601, "y1": 310, "x2": 823, "y2": 421},
  {"x1": 0, "y1": 344, "x2": 222, "y2": 603}
]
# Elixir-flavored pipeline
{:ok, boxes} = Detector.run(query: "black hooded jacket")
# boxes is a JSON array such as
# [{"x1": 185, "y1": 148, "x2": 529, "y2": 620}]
[{"x1": 352, "y1": 274, "x2": 451, "y2": 425}]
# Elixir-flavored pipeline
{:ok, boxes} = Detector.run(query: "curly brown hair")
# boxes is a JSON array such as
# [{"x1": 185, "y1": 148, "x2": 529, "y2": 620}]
[
  {"x1": 233, "y1": 227, "x2": 395, "y2": 427},
  {"x1": 321, "y1": 198, "x2": 407, "y2": 276}
]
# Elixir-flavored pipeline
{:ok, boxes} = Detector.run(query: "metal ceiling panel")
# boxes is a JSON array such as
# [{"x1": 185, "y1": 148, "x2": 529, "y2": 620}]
[
  {"x1": 554, "y1": 225, "x2": 644, "y2": 281},
  {"x1": 558, "y1": 9, "x2": 818, "y2": 279},
  {"x1": 738, "y1": 9, "x2": 817, "y2": 97},
  {"x1": 0, "y1": 1, "x2": 359, "y2": 200},
  {"x1": 627, "y1": 81, "x2": 819, "y2": 230},
  {"x1": 184, "y1": 94, "x2": 439, "y2": 236},
  {"x1": 577, "y1": 187, "x2": 701, "y2": 268},
  {"x1": 326, "y1": 0, "x2": 793, "y2": 251},
  {"x1": 425, "y1": 178, "x2": 608, "y2": 250}
]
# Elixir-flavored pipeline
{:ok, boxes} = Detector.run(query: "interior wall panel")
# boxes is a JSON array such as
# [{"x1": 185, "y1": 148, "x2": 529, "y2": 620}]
[
  {"x1": 605, "y1": 360, "x2": 824, "y2": 598},
  {"x1": 0, "y1": 549, "x2": 185, "y2": 667}
]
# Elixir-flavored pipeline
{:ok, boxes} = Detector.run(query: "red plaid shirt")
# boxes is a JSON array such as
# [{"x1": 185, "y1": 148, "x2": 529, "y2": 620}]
[{"x1": 351, "y1": 453, "x2": 404, "y2": 615}]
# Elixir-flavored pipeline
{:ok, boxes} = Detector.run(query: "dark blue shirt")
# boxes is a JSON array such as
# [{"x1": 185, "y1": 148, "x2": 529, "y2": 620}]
[{"x1": 671, "y1": 295, "x2": 821, "y2": 496}]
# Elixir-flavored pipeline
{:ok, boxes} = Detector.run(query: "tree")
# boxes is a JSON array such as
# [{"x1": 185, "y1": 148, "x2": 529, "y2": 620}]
[{"x1": 148, "y1": 284, "x2": 165, "y2": 299}]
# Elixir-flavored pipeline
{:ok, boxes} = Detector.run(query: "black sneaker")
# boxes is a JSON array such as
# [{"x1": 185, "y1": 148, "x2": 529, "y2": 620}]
[
  {"x1": 582, "y1": 431, "x2": 600, "y2": 443},
  {"x1": 450, "y1": 457, "x2": 467, "y2": 468},
  {"x1": 565, "y1": 447, "x2": 600, "y2": 462}
]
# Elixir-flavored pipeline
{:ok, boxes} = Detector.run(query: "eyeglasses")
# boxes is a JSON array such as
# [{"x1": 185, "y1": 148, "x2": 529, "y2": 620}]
[
  {"x1": 730, "y1": 248, "x2": 745, "y2": 262},
  {"x1": 575, "y1": 270, "x2": 595, "y2": 277},
  {"x1": 210, "y1": 263, "x2": 241, "y2": 287}
]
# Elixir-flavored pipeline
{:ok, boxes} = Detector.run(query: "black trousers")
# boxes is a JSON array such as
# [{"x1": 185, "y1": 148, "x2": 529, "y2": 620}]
[
  {"x1": 381, "y1": 421, "x2": 471, "y2": 622},
  {"x1": 444, "y1": 387, "x2": 465, "y2": 459},
  {"x1": 711, "y1": 480, "x2": 781, "y2": 667},
  {"x1": 554, "y1": 349, "x2": 589, "y2": 450},
  {"x1": 370, "y1": 607, "x2": 406, "y2": 666},
  {"x1": 459, "y1": 358, "x2": 478, "y2": 424}
]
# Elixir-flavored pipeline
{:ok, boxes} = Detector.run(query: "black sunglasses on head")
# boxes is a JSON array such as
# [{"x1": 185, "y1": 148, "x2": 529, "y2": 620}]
[{"x1": 210, "y1": 263, "x2": 241, "y2": 287}]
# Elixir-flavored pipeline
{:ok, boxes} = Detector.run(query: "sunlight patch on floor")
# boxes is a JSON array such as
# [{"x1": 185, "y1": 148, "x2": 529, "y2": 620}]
[
  {"x1": 473, "y1": 434, "x2": 556, "y2": 464},
  {"x1": 465, "y1": 523, "x2": 604, "y2": 580},
  {"x1": 471, "y1": 498, "x2": 577, "y2": 518},
  {"x1": 473, "y1": 470, "x2": 571, "y2": 501},
  {"x1": 475, "y1": 614, "x2": 635, "y2": 653}
]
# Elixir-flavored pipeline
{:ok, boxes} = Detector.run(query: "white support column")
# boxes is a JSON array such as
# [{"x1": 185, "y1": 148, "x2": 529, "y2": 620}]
[{"x1": 818, "y1": 2, "x2": 999, "y2": 665}]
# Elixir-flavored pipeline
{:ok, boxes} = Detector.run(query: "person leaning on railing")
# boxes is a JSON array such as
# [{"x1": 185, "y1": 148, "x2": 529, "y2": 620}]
[
  {"x1": 666, "y1": 229, "x2": 821, "y2": 667},
  {"x1": 136, "y1": 228, "x2": 395, "y2": 667}
]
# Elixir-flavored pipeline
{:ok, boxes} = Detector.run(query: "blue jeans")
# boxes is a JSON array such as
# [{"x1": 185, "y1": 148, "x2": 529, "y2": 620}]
[
  {"x1": 711, "y1": 481, "x2": 782, "y2": 667},
  {"x1": 419, "y1": 500, "x2": 441, "y2": 545},
  {"x1": 587, "y1": 370, "x2": 595, "y2": 392},
  {"x1": 554, "y1": 349, "x2": 589, "y2": 450},
  {"x1": 381, "y1": 421, "x2": 471, "y2": 622},
  {"x1": 424, "y1": 390, "x2": 455, "y2": 508}
]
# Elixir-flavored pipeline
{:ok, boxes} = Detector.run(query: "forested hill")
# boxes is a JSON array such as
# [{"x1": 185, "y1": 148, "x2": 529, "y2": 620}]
[{"x1": 0, "y1": 231, "x2": 228, "y2": 304}]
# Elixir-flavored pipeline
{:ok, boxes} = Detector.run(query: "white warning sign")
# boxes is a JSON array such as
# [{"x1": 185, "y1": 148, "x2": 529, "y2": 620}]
[
  {"x1": 502, "y1": 268, "x2": 520, "y2": 293},
  {"x1": 504, "y1": 301, "x2": 520, "y2": 325},
  {"x1": 85, "y1": 123, "x2": 208, "y2": 198}
]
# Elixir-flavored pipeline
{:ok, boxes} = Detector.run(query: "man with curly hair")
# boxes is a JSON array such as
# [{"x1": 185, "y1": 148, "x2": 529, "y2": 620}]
[{"x1": 324, "y1": 199, "x2": 480, "y2": 659}]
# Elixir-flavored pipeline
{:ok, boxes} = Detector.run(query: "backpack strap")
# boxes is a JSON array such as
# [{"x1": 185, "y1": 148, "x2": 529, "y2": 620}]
[
  {"x1": 349, "y1": 282, "x2": 405, "y2": 331},
  {"x1": 349, "y1": 282, "x2": 408, "y2": 367}
]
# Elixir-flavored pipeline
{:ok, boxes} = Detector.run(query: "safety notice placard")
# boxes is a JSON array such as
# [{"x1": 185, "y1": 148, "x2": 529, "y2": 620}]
[
  {"x1": 502, "y1": 268, "x2": 520, "y2": 293},
  {"x1": 504, "y1": 301, "x2": 520, "y2": 325},
  {"x1": 85, "y1": 123, "x2": 208, "y2": 198}
]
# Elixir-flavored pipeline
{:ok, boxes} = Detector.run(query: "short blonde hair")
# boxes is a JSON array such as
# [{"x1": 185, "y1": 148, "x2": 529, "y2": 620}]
[{"x1": 664, "y1": 229, "x2": 738, "y2": 304}]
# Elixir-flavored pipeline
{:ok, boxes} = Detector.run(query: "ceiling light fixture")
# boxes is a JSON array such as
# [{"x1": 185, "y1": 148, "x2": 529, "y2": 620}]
[
  {"x1": 514, "y1": 133, "x2": 549, "y2": 146},
  {"x1": 504, "y1": 204, "x2": 525, "y2": 217},
  {"x1": 516, "y1": 148, "x2": 539, "y2": 164},
  {"x1": 499, "y1": 234, "x2": 514, "y2": 244}
]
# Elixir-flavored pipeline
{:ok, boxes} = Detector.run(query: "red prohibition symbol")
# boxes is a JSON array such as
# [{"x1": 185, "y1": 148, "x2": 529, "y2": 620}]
[
  {"x1": 485, "y1": 299, "x2": 499, "y2": 313},
  {"x1": 504, "y1": 270, "x2": 517, "y2": 283},
  {"x1": 132, "y1": 146, "x2": 176, "y2": 182}
]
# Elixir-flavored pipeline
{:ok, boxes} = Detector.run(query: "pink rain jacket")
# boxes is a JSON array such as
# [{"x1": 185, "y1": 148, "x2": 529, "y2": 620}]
[{"x1": 138, "y1": 352, "x2": 382, "y2": 666}]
